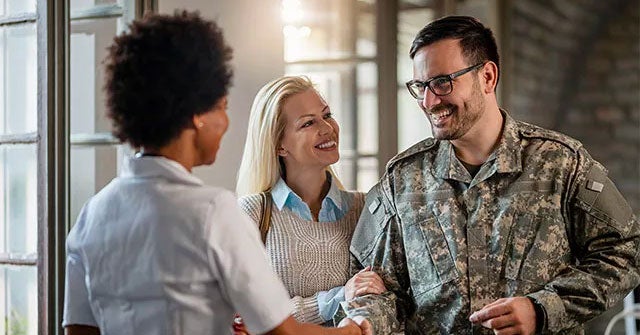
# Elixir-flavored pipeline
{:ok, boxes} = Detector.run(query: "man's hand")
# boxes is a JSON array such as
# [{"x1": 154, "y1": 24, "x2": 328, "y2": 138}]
[
  {"x1": 469, "y1": 297, "x2": 536, "y2": 335},
  {"x1": 345, "y1": 266, "x2": 387, "y2": 300},
  {"x1": 338, "y1": 316, "x2": 372, "y2": 335}
]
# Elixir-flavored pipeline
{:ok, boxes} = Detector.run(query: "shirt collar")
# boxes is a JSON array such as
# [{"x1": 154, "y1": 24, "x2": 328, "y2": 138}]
[
  {"x1": 121, "y1": 155, "x2": 204, "y2": 186},
  {"x1": 324, "y1": 172, "x2": 344, "y2": 210},
  {"x1": 271, "y1": 171, "x2": 346, "y2": 214},
  {"x1": 492, "y1": 109, "x2": 523, "y2": 174},
  {"x1": 433, "y1": 109, "x2": 522, "y2": 182},
  {"x1": 433, "y1": 141, "x2": 471, "y2": 182},
  {"x1": 271, "y1": 177, "x2": 294, "y2": 211}
]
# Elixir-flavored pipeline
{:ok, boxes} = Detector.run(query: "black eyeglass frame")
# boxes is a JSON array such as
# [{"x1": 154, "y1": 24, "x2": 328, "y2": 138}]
[{"x1": 405, "y1": 62, "x2": 486, "y2": 100}]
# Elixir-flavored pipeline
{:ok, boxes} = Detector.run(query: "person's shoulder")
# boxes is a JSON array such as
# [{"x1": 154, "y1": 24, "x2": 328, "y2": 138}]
[
  {"x1": 196, "y1": 185, "x2": 235, "y2": 201},
  {"x1": 187, "y1": 185, "x2": 242, "y2": 212},
  {"x1": 385, "y1": 137, "x2": 439, "y2": 171},
  {"x1": 237, "y1": 193, "x2": 263, "y2": 209},
  {"x1": 516, "y1": 120, "x2": 584, "y2": 154}
]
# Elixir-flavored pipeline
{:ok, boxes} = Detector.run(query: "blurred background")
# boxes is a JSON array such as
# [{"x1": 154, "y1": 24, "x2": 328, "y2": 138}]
[{"x1": 0, "y1": 0, "x2": 637, "y2": 334}]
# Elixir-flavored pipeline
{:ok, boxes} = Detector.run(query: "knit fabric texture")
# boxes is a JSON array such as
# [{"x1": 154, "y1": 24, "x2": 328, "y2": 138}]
[{"x1": 239, "y1": 191, "x2": 365, "y2": 324}]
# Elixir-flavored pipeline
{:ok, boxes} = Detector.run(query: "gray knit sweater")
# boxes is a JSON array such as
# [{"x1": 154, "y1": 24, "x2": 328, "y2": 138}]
[{"x1": 238, "y1": 191, "x2": 365, "y2": 324}]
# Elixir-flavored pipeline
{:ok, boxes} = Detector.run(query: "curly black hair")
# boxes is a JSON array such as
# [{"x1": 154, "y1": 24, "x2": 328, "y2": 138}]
[
  {"x1": 105, "y1": 10, "x2": 233, "y2": 149},
  {"x1": 410, "y1": 16, "x2": 500, "y2": 87}
]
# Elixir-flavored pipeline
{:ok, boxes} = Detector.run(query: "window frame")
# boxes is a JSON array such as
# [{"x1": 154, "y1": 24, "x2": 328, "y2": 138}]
[{"x1": 32, "y1": 1, "x2": 157, "y2": 334}]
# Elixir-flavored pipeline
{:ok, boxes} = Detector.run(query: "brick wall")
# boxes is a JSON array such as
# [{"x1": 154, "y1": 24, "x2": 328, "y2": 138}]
[{"x1": 507, "y1": 0, "x2": 639, "y2": 215}]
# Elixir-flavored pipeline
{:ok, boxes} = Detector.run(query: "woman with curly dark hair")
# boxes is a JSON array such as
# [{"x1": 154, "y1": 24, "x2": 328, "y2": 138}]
[{"x1": 62, "y1": 11, "x2": 367, "y2": 335}]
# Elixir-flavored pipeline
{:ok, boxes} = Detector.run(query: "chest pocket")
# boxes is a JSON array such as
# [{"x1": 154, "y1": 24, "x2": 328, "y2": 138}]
[
  {"x1": 505, "y1": 212, "x2": 569, "y2": 285},
  {"x1": 403, "y1": 216, "x2": 459, "y2": 296}
]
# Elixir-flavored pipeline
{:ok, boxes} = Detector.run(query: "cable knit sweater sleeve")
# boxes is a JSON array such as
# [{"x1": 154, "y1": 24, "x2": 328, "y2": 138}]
[{"x1": 290, "y1": 293, "x2": 324, "y2": 324}]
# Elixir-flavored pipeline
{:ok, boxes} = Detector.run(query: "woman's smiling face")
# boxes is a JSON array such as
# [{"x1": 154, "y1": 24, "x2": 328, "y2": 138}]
[{"x1": 277, "y1": 89, "x2": 340, "y2": 173}]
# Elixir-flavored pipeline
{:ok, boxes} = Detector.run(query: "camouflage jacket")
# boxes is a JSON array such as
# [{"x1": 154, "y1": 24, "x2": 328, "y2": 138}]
[{"x1": 343, "y1": 112, "x2": 640, "y2": 335}]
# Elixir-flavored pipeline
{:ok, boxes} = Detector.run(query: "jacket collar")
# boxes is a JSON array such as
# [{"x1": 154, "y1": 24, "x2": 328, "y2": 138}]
[
  {"x1": 121, "y1": 155, "x2": 204, "y2": 186},
  {"x1": 432, "y1": 110, "x2": 522, "y2": 182}
]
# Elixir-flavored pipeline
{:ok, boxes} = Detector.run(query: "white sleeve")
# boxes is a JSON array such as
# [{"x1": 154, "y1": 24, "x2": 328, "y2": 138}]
[
  {"x1": 62, "y1": 208, "x2": 98, "y2": 328},
  {"x1": 206, "y1": 191, "x2": 293, "y2": 334}
]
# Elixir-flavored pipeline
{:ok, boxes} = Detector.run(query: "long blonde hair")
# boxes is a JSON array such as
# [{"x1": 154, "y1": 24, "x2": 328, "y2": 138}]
[{"x1": 236, "y1": 76, "x2": 342, "y2": 196}]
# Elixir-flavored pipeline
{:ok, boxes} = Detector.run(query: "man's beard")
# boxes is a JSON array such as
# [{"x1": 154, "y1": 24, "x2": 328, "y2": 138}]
[{"x1": 427, "y1": 79, "x2": 484, "y2": 140}]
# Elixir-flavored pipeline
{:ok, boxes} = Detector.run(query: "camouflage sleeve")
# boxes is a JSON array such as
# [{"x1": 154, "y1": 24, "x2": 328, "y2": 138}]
[
  {"x1": 527, "y1": 152, "x2": 640, "y2": 333},
  {"x1": 342, "y1": 182, "x2": 411, "y2": 334},
  {"x1": 340, "y1": 292, "x2": 400, "y2": 334}
]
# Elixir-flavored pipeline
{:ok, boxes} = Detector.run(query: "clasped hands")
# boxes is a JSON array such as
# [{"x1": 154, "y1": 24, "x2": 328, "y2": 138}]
[
  {"x1": 338, "y1": 265, "x2": 386, "y2": 335},
  {"x1": 233, "y1": 266, "x2": 384, "y2": 335}
]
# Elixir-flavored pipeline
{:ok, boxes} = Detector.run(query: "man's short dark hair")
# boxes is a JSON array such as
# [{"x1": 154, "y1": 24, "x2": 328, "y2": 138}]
[
  {"x1": 410, "y1": 16, "x2": 499, "y2": 85},
  {"x1": 105, "y1": 10, "x2": 233, "y2": 149}
]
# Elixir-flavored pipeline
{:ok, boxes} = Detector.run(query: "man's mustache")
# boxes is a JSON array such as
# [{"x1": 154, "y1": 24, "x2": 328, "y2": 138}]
[{"x1": 427, "y1": 104, "x2": 456, "y2": 114}]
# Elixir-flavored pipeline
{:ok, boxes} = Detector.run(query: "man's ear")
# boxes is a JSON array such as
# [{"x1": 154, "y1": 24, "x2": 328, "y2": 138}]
[{"x1": 481, "y1": 61, "x2": 498, "y2": 94}]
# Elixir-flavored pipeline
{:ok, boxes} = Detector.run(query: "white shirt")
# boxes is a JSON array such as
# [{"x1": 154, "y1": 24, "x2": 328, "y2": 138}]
[{"x1": 63, "y1": 156, "x2": 292, "y2": 335}]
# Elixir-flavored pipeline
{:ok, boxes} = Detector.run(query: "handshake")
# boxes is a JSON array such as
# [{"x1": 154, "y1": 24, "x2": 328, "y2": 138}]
[
  {"x1": 232, "y1": 315, "x2": 373, "y2": 335},
  {"x1": 337, "y1": 316, "x2": 373, "y2": 335}
]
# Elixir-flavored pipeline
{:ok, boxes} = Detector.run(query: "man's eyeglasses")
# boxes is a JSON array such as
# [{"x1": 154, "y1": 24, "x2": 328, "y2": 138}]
[{"x1": 405, "y1": 62, "x2": 485, "y2": 100}]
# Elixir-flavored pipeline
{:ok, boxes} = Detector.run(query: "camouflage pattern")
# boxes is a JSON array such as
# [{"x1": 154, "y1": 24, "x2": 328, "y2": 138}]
[
  {"x1": 340, "y1": 292, "x2": 401, "y2": 334},
  {"x1": 345, "y1": 111, "x2": 640, "y2": 335}
]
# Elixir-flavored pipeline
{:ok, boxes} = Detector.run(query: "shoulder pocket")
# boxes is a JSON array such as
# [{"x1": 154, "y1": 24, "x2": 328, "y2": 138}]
[
  {"x1": 350, "y1": 185, "x2": 392, "y2": 262},
  {"x1": 576, "y1": 163, "x2": 634, "y2": 235}
]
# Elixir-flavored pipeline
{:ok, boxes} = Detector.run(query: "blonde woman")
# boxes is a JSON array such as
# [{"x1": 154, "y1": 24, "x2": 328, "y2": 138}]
[{"x1": 236, "y1": 76, "x2": 386, "y2": 331}]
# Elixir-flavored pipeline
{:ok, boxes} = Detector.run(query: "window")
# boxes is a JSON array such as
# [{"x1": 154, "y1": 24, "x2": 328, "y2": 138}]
[
  {"x1": 397, "y1": 0, "x2": 435, "y2": 151},
  {"x1": 0, "y1": 1, "x2": 39, "y2": 334},
  {"x1": 0, "y1": 1, "x2": 153, "y2": 334},
  {"x1": 282, "y1": 0, "x2": 380, "y2": 191},
  {"x1": 282, "y1": 0, "x2": 442, "y2": 191},
  {"x1": 69, "y1": 0, "x2": 139, "y2": 226}
]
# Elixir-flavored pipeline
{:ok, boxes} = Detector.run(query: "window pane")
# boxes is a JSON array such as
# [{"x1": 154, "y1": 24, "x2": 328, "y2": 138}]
[
  {"x1": 0, "y1": 24, "x2": 37, "y2": 135},
  {"x1": 356, "y1": 62, "x2": 377, "y2": 154},
  {"x1": 398, "y1": 88, "x2": 431, "y2": 151},
  {"x1": 283, "y1": 0, "x2": 375, "y2": 62},
  {"x1": 0, "y1": 0, "x2": 36, "y2": 16},
  {"x1": 397, "y1": 8, "x2": 434, "y2": 84},
  {"x1": 70, "y1": 145, "x2": 125, "y2": 225},
  {"x1": 0, "y1": 265, "x2": 37, "y2": 335},
  {"x1": 71, "y1": 17, "x2": 119, "y2": 135},
  {"x1": 355, "y1": 3, "x2": 375, "y2": 58},
  {"x1": 0, "y1": 145, "x2": 37, "y2": 254},
  {"x1": 357, "y1": 157, "x2": 377, "y2": 191},
  {"x1": 397, "y1": 8, "x2": 434, "y2": 152},
  {"x1": 71, "y1": 0, "x2": 118, "y2": 11}
]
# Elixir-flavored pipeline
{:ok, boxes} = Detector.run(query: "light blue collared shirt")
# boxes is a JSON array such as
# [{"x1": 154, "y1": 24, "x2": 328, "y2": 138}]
[
  {"x1": 270, "y1": 173, "x2": 350, "y2": 322},
  {"x1": 271, "y1": 173, "x2": 350, "y2": 222}
]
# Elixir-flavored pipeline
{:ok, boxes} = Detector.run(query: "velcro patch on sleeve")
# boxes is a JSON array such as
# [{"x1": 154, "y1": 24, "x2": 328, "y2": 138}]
[
  {"x1": 585, "y1": 180, "x2": 604, "y2": 193},
  {"x1": 576, "y1": 162, "x2": 633, "y2": 230}
]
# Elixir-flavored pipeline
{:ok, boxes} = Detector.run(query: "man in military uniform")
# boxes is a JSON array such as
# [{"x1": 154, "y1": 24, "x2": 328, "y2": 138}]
[{"x1": 342, "y1": 16, "x2": 640, "y2": 335}]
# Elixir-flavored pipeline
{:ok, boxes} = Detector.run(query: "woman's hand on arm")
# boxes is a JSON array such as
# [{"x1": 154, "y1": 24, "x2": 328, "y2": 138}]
[{"x1": 344, "y1": 266, "x2": 387, "y2": 300}]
